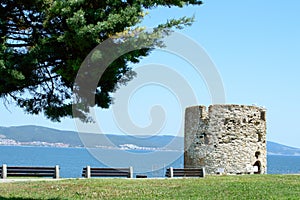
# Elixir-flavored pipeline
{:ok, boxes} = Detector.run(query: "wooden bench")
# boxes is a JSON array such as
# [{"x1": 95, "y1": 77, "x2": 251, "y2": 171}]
[
  {"x1": 165, "y1": 167, "x2": 205, "y2": 178},
  {"x1": 82, "y1": 166, "x2": 133, "y2": 178},
  {"x1": 1, "y1": 164, "x2": 59, "y2": 179}
]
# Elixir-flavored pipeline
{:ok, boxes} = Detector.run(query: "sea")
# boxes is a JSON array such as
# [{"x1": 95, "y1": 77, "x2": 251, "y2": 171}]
[{"x1": 0, "y1": 146, "x2": 300, "y2": 178}]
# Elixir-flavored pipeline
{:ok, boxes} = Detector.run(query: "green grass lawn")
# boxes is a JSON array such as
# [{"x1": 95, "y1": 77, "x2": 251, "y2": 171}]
[{"x1": 1, "y1": 175, "x2": 300, "y2": 199}]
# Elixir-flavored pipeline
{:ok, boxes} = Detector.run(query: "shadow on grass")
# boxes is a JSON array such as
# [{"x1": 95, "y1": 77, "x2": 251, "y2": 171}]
[{"x1": 0, "y1": 197, "x2": 61, "y2": 200}]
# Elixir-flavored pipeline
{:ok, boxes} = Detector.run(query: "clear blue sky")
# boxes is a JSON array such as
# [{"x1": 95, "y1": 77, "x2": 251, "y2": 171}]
[{"x1": 1, "y1": 0, "x2": 300, "y2": 148}]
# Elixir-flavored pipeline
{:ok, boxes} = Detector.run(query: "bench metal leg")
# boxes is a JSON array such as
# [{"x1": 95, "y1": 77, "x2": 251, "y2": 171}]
[
  {"x1": 170, "y1": 167, "x2": 174, "y2": 178},
  {"x1": 55, "y1": 165, "x2": 60, "y2": 179},
  {"x1": 129, "y1": 166, "x2": 133, "y2": 178},
  {"x1": 1, "y1": 164, "x2": 7, "y2": 179},
  {"x1": 86, "y1": 165, "x2": 91, "y2": 178}
]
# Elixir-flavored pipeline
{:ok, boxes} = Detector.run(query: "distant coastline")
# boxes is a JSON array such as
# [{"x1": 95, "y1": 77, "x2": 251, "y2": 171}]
[
  {"x1": 0, "y1": 137, "x2": 72, "y2": 148},
  {"x1": 1, "y1": 125, "x2": 300, "y2": 156},
  {"x1": 0, "y1": 137, "x2": 181, "y2": 152},
  {"x1": 0, "y1": 136, "x2": 178, "y2": 151}
]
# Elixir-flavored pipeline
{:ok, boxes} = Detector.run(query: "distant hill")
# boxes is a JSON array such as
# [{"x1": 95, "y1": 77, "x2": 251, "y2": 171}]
[
  {"x1": 0, "y1": 125, "x2": 300, "y2": 155},
  {"x1": 0, "y1": 125, "x2": 183, "y2": 150},
  {"x1": 267, "y1": 141, "x2": 300, "y2": 156},
  {"x1": 0, "y1": 125, "x2": 82, "y2": 147}
]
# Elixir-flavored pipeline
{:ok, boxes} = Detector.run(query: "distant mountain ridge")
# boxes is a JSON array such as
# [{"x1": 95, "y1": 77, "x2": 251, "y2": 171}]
[
  {"x1": 267, "y1": 141, "x2": 300, "y2": 156},
  {"x1": 0, "y1": 125, "x2": 183, "y2": 150},
  {"x1": 0, "y1": 125, "x2": 300, "y2": 156}
]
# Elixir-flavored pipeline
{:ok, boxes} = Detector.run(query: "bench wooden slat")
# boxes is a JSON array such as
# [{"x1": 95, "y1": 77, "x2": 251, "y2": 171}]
[
  {"x1": 90, "y1": 171, "x2": 129, "y2": 174},
  {"x1": 169, "y1": 171, "x2": 202, "y2": 173},
  {"x1": 173, "y1": 169, "x2": 203, "y2": 172},
  {"x1": 84, "y1": 171, "x2": 129, "y2": 173},
  {"x1": 6, "y1": 173, "x2": 55, "y2": 177},
  {"x1": 86, "y1": 173, "x2": 129, "y2": 177},
  {"x1": 7, "y1": 170, "x2": 55, "y2": 173},
  {"x1": 7, "y1": 166, "x2": 55, "y2": 170},
  {"x1": 172, "y1": 173, "x2": 204, "y2": 177},
  {"x1": 7, "y1": 169, "x2": 55, "y2": 172},
  {"x1": 83, "y1": 168, "x2": 129, "y2": 171},
  {"x1": 82, "y1": 172, "x2": 129, "y2": 176},
  {"x1": 170, "y1": 171, "x2": 203, "y2": 174},
  {"x1": 169, "y1": 171, "x2": 203, "y2": 174},
  {"x1": 82, "y1": 170, "x2": 130, "y2": 174}
]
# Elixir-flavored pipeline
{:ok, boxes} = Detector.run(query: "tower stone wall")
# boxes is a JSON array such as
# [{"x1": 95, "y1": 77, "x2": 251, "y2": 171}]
[{"x1": 184, "y1": 104, "x2": 267, "y2": 175}]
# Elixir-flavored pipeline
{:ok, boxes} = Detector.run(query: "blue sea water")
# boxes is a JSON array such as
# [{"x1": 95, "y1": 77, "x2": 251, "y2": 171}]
[
  {"x1": 0, "y1": 146, "x2": 299, "y2": 178},
  {"x1": 267, "y1": 155, "x2": 300, "y2": 174},
  {"x1": 0, "y1": 146, "x2": 182, "y2": 178}
]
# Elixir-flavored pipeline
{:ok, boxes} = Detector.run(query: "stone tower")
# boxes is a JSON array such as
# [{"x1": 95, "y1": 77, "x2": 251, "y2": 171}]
[{"x1": 184, "y1": 104, "x2": 267, "y2": 175}]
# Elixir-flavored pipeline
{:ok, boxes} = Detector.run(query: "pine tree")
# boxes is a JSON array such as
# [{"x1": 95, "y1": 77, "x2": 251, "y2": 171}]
[{"x1": 0, "y1": 0, "x2": 202, "y2": 121}]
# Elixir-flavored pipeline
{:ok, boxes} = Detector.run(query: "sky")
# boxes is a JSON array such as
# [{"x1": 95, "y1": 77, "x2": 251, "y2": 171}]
[{"x1": 1, "y1": 0, "x2": 300, "y2": 148}]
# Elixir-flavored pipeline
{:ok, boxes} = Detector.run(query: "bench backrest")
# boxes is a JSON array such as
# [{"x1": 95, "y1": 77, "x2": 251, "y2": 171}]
[
  {"x1": 82, "y1": 166, "x2": 133, "y2": 178},
  {"x1": 166, "y1": 168, "x2": 205, "y2": 178}
]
